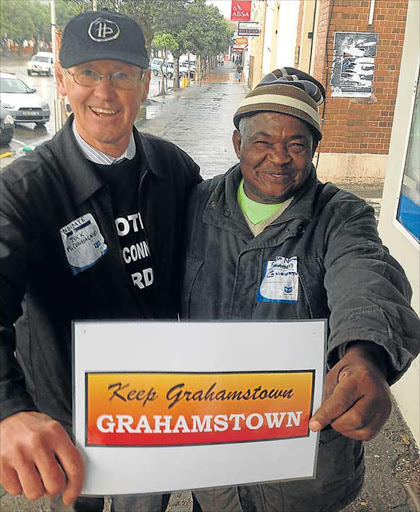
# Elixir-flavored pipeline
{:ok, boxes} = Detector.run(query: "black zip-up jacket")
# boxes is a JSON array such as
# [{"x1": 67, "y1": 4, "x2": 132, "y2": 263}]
[{"x1": 0, "y1": 117, "x2": 201, "y2": 425}]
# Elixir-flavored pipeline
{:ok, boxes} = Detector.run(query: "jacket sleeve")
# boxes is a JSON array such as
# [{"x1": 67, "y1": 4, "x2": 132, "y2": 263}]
[
  {"x1": 0, "y1": 172, "x2": 39, "y2": 421},
  {"x1": 176, "y1": 144, "x2": 202, "y2": 189},
  {"x1": 323, "y1": 192, "x2": 420, "y2": 385}
]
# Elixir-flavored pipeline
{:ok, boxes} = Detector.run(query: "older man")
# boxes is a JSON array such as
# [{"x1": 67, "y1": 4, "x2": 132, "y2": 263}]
[
  {"x1": 0, "y1": 10, "x2": 200, "y2": 512},
  {"x1": 181, "y1": 68, "x2": 419, "y2": 511}
]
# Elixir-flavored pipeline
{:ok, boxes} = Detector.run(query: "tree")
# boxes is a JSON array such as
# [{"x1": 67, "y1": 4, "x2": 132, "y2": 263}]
[
  {"x1": 105, "y1": 0, "x2": 178, "y2": 51},
  {"x1": 153, "y1": 32, "x2": 178, "y2": 95},
  {"x1": 56, "y1": 0, "x2": 85, "y2": 29},
  {"x1": 180, "y1": 0, "x2": 232, "y2": 82},
  {"x1": 58, "y1": 0, "x2": 178, "y2": 50},
  {"x1": 0, "y1": 0, "x2": 49, "y2": 55},
  {"x1": 150, "y1": 1, "x2": 190, "y2": 89},
  {"x1": 31, "y1": 1, "x2": 51, "y2": 52}
]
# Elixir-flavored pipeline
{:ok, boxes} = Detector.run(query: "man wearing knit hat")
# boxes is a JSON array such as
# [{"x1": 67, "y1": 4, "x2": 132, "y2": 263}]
[
  {"x1": 181, "y1": 68, "x2": 419, "y2": 511},
  {"x1": 0, "y1": 9, "x2": 200, "y2": 512}
]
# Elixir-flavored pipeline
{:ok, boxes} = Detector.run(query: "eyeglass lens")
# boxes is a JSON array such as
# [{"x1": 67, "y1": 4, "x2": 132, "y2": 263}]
[{"x1": 71, "y1": 69, "x2": 143, "y2": 89}]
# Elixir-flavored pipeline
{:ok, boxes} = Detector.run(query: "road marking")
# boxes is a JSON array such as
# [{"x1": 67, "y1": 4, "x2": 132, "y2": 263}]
[
  {"x1": 0, "y1": 151, "x2": 14, "y2": 159},
  {"x1": 11, "y1": 138, "x2": 26, "y2": 146}
]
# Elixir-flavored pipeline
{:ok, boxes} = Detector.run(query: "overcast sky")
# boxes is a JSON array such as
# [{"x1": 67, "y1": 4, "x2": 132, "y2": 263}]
[{"x1": 206, "y1": 0, "x2": 232, "y2": 19}]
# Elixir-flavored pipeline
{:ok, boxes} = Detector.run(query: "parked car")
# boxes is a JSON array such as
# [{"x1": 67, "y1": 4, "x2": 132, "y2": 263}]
[
  {"x1": 0, "y1": 104, "x2": 14, "y2": 145},
  {"x1": 0, "y1": 72, "x2": 50, "y2": 126},
  {"x1": 150, "y1": 58, "x2": 193, "y2": 79},
  {"x1": 163, "y1": 62, "x2": 175, "y2": 79},
  {"x1": 27, "y1": 52, "x2": 54, "y2": 76},
  {"x1": 180, "y1": 59, "x2": 196, "y2": 72},
  {"x1": 150, "y1": 59, "x2": 173, "y2": 78},
  {"x1": 151, "y1": 58, "x2": 164, "y2": 76},
  {"x1": 179, "y1": 62, "x2": 195, "y2": 79}
]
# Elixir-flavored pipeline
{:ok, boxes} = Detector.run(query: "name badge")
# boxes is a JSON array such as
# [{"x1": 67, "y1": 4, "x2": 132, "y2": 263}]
[
  {"x1": 60, "y1": 214, "x2": 108, "y2": 276},
  {"x1": 257, "y1": 256, "x2": 299, "y2": 303}
]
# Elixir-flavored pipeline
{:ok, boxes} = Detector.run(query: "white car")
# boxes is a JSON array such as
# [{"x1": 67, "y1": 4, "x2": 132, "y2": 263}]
[
  {"x1": 27, "y1": 52, "x2": 54, "y2": 76},
  {"x1": 0, "y1": 72, "x2": 50, "y2": 126},
  {"x1": 179, "y1": 62, "x2": 195, "y2": 79}
]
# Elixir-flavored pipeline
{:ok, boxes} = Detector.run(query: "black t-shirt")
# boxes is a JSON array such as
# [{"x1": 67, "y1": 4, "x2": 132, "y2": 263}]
[{"x1": 93, "y1": 152, "x2": 156, "y2": 315}]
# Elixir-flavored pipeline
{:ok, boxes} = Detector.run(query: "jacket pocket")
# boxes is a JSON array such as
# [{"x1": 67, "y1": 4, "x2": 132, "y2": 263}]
[
  {"x1": 181, "y1": 256, "x2": 204, "y2": 319},
  {"x1": 297, "y1": 257, "x2": 329, "y2": 318}
]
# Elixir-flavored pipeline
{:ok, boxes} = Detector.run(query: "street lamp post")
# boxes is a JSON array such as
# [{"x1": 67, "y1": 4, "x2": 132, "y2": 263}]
[{"x1": 50, "y1": 0, "x2": 63, "y2": 133}]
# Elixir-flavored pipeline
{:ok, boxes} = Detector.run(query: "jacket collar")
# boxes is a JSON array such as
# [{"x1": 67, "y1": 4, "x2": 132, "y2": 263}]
[
  {"x1": 40, "y1": 116, "x2": 167, "y2": 204},
  {"x1": 204, "y1": 164, "x2": 320, "y2": 236}
]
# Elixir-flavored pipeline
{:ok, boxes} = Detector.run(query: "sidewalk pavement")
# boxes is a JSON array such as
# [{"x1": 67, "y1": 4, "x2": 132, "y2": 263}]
[
  {"x1": 1, "y1": 62, "x2": 419, "y2": 512},
  {"x1": 135, "y1": 62, "x2": 246, "y2": 179}
]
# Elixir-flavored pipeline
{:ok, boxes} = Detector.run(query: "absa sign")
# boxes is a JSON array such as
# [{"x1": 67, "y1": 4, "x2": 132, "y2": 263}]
[{"x1": 231, "y1": 1, "x2": 252, "y2": 22}]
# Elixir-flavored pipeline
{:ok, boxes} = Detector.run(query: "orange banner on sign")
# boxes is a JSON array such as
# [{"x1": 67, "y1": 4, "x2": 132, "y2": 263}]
[{"x1": 86, "y1": 371, "x2": 314, "y2": 446}]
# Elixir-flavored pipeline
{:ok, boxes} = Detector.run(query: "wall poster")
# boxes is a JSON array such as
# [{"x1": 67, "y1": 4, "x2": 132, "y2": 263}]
[{"x1": 331, "y1": 32, "x2": 378, "y2": 97}]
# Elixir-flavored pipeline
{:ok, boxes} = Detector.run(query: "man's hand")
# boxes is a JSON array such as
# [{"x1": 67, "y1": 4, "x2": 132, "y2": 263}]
[
  {"x1": 0, "y1": 411, "x2": 84, "y2": 504},
  {"x1": 309, "y1": 342, "x2": 392, "y2": 441}
]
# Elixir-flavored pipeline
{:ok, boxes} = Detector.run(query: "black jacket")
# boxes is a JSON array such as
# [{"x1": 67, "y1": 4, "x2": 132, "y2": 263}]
[{"x1": 0, "y1": 117, "x2": 201, "y2": 425}]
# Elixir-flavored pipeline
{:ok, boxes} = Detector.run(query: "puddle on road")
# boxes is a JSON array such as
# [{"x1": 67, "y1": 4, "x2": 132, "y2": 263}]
[{"x1": 136, "y1": 99, "x2": 167, "y2": 122}]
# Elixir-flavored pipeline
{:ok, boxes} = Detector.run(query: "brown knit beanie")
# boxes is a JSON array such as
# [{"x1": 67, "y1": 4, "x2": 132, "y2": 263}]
[{"x1": 233, "y1": 67, "x2": 325, "y2": 140}]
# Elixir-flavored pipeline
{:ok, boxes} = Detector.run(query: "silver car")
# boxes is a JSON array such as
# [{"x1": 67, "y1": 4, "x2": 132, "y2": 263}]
[
  {"x1": 0, "y1": 72, "x2": 50, "y2": 126},
  {"x1": 0, "y1": 104, "x2": 14, "y2": 145}
]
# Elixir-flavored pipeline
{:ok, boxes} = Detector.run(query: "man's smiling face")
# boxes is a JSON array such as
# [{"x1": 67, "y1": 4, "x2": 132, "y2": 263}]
[
  {"x1": 56, "y1": 59, "x2": 150, "y2": 157},
  {"x1": 233, "y1": 112, "x2": 316, "y2": 204}
]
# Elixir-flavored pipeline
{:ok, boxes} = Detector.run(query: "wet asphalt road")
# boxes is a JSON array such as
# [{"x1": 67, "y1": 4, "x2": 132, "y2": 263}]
[{"x1": 0, "y1": 61, "x2": 418, "y2": 512}]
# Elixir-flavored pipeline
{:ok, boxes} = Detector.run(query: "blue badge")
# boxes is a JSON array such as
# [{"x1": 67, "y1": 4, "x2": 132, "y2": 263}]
[
  {"x1": 60, "y1": 213, "x2": 108, "y2": 276},
  {"x1": 257, "y1": 256, "x2": 299, "y2": 303}
]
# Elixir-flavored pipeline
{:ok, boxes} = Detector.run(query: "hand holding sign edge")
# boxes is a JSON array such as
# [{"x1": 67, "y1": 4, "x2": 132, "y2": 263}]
[{"x1": 309, "y1": 341, "x2": 392, "y2": 441}]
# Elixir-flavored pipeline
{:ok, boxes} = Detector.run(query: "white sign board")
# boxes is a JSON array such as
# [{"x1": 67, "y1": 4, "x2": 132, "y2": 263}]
[
  {"x1": 73, "y1": 320, "x2": 326, "y2": 496},
  {"x1": 238, "y1": 21, "x2": 261, "y2": 37}
]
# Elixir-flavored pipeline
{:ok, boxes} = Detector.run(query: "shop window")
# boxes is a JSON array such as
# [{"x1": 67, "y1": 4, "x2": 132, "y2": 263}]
[{"x1": 397, "y1": 72, "x2": 420, "y2": 243}]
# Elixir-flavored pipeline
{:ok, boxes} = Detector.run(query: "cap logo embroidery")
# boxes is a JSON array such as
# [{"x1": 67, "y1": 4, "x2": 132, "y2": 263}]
[{"x1": 88, "y1": 18, "x2": 120, "y2": 42}]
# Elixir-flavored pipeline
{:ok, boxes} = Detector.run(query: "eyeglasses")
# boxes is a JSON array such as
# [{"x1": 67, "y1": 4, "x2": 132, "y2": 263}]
[{"x1": 65, "y1": 68, "x2": 146, "y2": 90}]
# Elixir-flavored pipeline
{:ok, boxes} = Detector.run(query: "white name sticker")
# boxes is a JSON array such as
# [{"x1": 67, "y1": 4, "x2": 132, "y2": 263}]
[
  {"x1": 60, "y1": 214, "x2": 108, "y2": 276},
  {"x1": 257, "y1": 256, "x2": 299, "y2": 303}
]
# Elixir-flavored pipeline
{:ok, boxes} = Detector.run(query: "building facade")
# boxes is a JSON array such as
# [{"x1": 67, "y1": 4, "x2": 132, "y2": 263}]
[
  {"x1": 378, "y1": 0, "x2": 419, "y2": 446},
  {"x1": 246, "y1": 0, "x2": 408, "y2": 184}
]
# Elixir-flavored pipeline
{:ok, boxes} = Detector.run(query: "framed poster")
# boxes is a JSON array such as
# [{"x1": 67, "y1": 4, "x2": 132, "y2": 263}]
[
  {"x1": 73, "y1": 320, "x2": 326, "y2": 495},
  {"x1": 331, "y1": 32, "x2": 378, "y2": 97}
]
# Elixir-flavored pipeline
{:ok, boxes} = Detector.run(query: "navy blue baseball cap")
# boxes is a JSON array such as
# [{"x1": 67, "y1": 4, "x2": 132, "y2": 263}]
[{"x1": 59, "y1": 10, "x2": 149, "y2": 69}]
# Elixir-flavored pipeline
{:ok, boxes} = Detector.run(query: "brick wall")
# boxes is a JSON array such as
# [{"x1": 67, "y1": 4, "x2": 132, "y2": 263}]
[
  {"x1": 312, "y1": 0, "x2": 408, "y2": 154},
  {"x1": 295, "y1": 1, "x2": 304, "y2": 66}
]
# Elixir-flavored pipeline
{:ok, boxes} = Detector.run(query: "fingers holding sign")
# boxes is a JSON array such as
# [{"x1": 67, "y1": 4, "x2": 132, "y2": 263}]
[
  {"x1": 0, "y1": 411, "x2": 84, "y2": 505},
  {"x1": 309, "y1": 342, "x2": 392, "y2": 441}
]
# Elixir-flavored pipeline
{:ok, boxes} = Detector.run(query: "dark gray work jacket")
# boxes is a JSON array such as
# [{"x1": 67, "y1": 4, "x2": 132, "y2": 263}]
[
  {"x1": 0, "y1": 117, "x2": 201, "y2": 425},
  {"x1": 181, "y1": 165, "x2": 420, "y2": 382}
]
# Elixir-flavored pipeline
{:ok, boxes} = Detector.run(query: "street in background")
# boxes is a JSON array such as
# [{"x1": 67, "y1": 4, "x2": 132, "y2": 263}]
[{"x1": 0, "y1": 61, "x2": 172, "y2": 153}]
